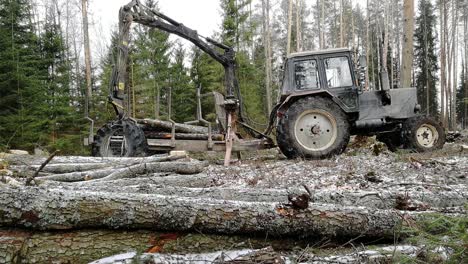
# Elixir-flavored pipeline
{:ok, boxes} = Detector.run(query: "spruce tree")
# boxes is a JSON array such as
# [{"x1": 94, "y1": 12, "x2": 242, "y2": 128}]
[
  {"x1": 414, "y1": 0, "x2": 439, "y2": 117},
  {"x1": 0, "y1": 0, "x2": 45, "y2": 150},
  {"x1": 131, "y1": 0, "x2": 171, "y2": 119},
  {"x1": 170, "y1": 42, "x2": 195, "y2": 123},
  {"x1": 456, "y1": 65, "x2": 467, "y2": 128}
]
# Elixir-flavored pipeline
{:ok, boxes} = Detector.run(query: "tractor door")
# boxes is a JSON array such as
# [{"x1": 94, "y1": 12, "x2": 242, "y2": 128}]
[{"x1": 319, "y1": 55, "x2": 359, "y2": 112}]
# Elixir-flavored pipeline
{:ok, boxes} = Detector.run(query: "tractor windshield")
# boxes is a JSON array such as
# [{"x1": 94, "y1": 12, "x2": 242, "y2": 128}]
[
  {"x1": 324, "y1": 57, "x2": 353, "y2": 88},
  {"x1": 294, "y1": 59, "x2": 320, "y2": 90}
]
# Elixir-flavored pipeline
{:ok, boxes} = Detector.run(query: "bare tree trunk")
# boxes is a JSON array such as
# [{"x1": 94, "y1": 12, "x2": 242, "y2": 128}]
[
  {"x1": 0, "y1": 186, "x2": 417, "y2": 239},
  {"x1": 295, "y1": 0, "x2": 302, "y2": 52},
  {"x1": 317, "y1": 0, "x2": 322, "y2": 49},
  {"x1": 462, "y1": 9, "x2": 468, "y2": 129},
  {"x1": 340, "y1": 0, "x2": 344, "y2": 47},
  {"x1": 81, "y1": 0, "x2": 92, "y2": 118},
  {"x1": 401, "y1": 0, "x2": 414, "y2": 88},
  {"x1": 262, "y1": 0, "x2": 272, "y2": 114},
  {"x1": 451, "y1": 0, "x2": 458, "y2": 130},
  {"x1": 287, "y1": 0, "x2": 293, "y2": 55},
  {"x1": 366, "y1": 0, "x2": 370, "y2": 90},
  {"x1": 321, "y1": 0, "x2": 325, "y2": 49},
  {"x1": 0, "y1": 229, "x2": 309, "y2": 264},
  {"x1": 440, "y1": 0, "x2": 446, "y2": 126}
]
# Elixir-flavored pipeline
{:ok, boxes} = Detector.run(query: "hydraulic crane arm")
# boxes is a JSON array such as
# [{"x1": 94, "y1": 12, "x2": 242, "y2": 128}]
[{"x1": 109, "y1": 0, "x2": 239, "y2": 118}]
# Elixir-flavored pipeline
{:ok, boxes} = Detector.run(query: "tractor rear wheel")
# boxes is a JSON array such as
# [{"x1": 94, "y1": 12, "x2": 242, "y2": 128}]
[
  {"x1": 92, "y1": 119, "x2": 148, "y2": 157},
  {"x1": 277, "y1": 97, "x2": 350, "y2": 159},
  {"x1": 403, "y1": 116, "x2": 445, "y2": 152}
]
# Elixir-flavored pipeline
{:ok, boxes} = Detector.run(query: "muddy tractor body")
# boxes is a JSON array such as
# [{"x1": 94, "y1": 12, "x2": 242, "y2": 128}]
[{"x1": 275, "y1": 48, "x2": 445, "y2": 158}]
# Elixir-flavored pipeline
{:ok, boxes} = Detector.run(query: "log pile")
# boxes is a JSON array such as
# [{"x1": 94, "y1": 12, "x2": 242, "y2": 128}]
[{"x1": 0, "y1": 150, "x2": 467, "y2": 263}]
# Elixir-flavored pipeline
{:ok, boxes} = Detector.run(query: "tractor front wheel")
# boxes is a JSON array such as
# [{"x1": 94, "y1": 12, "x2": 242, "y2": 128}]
[
  {"x1": 403, "y1": 116, "x2": 445, "y2": 152},
  {"x1": 277, "y1": 97, "x2": 350, "y2": 159}
]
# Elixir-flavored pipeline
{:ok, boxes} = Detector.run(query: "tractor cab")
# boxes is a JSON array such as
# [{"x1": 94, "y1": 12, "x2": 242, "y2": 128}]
[
  {"x1": 276, "y1": 48, "x2": 444, "y2": 159},
  {"x1": 280, "y1": 48, "x2": 360, "y2": 113}
]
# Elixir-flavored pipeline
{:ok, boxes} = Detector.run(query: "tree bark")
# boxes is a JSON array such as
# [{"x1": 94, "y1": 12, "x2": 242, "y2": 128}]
[
  {"x1": 401, "y1": 0, "x2": 414, "y2": 88},
  {"x1": 144, "y1": 132, "x2": 224, "y2": 141},
  {"x1": 286, "y1": 0, "x2": 293, "y2": 55},
  {"x1": 44, "y1": 184, "x2": 468, "y2": 210},
  {"x1": 81, "y1": 0, "x2": 92, "y2": 118},
  {"x1": 86, "y1": 160, "x2": 207, "y2": 182},
  {"x1": 136, "y1": 118, "x2": 208, "y2": 134},
  {"x1": 0, "y1": 186, "x2": 424, "y2": 239},
  {"x1": 262, "y1": 0, "x2": 272, "y2": 114}
]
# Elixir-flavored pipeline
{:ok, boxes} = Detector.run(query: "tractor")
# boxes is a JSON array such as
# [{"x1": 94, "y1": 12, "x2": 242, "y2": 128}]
[{"x1": 89, "y1": 0, "x2": 445, "y2": 163}]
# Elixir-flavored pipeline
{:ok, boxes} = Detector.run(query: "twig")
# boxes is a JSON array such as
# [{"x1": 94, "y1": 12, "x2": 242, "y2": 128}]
[{"x1": 26, "y1": 150, "x2": 59, "y2": 186}]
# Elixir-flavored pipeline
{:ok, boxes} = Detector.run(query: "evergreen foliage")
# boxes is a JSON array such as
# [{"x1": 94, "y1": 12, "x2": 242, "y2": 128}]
[{"x1": 414, "y1": 0, "x2": 439, "y2": 117}]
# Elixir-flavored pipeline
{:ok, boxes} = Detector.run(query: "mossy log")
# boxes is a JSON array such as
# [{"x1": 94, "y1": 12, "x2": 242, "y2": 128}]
[{"x1": 0, "y1": 186, "x2": 411, "y2": 239}]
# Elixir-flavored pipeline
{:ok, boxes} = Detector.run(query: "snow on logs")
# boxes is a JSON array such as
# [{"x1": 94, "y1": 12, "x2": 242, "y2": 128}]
[
  {"x1": 1, "y1": 185, "x2": 405, "y2": 238},
  {"x1": 1, "y1": 153, "x2": 466, "y2": 241}
]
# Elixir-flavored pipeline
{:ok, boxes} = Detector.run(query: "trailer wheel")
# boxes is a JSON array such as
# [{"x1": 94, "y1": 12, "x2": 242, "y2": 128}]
[
  {"x1": 403, "y1": 116, "x2": 445, "y2": 152},
  {"x1": 277, "y1": 97, "x2": 350, "y2": 159},
  {"x1": 92, "y1": 119, "x2": 147, "y2": 157}
]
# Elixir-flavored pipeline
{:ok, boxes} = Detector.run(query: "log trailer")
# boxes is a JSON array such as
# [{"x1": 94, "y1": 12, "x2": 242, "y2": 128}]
[{"x1": 90, "y1": 0, "x2": 445, "y2": 164}]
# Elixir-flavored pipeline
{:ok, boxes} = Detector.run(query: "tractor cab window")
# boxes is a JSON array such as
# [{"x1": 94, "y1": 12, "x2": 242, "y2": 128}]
[
  {"x1": 294, "y1": 59, "x2": 320, "y2": 90},
  {"x1": 324, "y1": 57, "x2": 353, "y2": 88}
]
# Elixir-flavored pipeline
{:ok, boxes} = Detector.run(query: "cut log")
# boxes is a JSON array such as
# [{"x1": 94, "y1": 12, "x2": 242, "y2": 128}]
[
  {"x1": 43, "y1": 185, "x2": 467, "y2": 210},
  {"x1": 0, "y1": 228, "x2": 310, "y2": 264},
  {"x1": 136, "y1": 118, "x2": 208, "y2": 134},
  {"x1": 35, "y1": 155, "x2": 188, "y2": 182},
  {"x1": 40, "y1": 173, "x2": 217, "y2": 189},
  {"x1": 0, "y1": 186, "x2": 421, "y2": 239},
  {"x1": 4, "y1": 154, "x2": 169, "y2": 166},
  {"x1": 83, "y1": 161, "x2": 207, "y2": 182},
  {"x1": 145, "y1": 132, "x2": 224, "y2": 141},
  {"x1": 91, "y1": 247, "x2": 283, "y2": 264},
  {"x1": 11, "y1": 163, "x2": 116, "y2": 174}
]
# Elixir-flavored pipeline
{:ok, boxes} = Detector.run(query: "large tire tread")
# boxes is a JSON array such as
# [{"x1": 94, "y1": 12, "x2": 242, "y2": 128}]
[
  {"x1": 277, "y1": 96, "x2": 350, "y2": 159},
  {"x1": 92, "y1": 119, "x2": 148, "y2": 157}
]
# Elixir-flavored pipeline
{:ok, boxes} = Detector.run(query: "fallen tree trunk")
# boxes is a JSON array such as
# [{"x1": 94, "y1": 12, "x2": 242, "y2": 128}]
[
  {"x1": 80, "y1": 161, "x2": 207, "y2": 182},
  {"x1": 4, "y1": 154, "x2": 173, "y2": 167},
  {"x1": 0, "y1": 228, "x2": 307, "y2": 264},
  {"x1": 44, "y1": 184, "x2": 468, "y2": 210},
  {"x1": 91, "y1": 247, "x2": 283, "y2": 264},
  {"x1": 136, "y1": 118, "x2": 208, "y2": 134},
  {"x1": 35, "y1": 155, "x2": 188, "y2": 182},
  {"x1": 10, "y1": 163, "x2": 113, "y2": 174},
  {"x1": 145, "y1": 132, "x2": 224, "y2": 141},
  {"x1": 0, "y1": 186, "x2": 417, "y2": 239},
  {"x1": 40, "y1": 173, "x2": 216, "y2": 189}
]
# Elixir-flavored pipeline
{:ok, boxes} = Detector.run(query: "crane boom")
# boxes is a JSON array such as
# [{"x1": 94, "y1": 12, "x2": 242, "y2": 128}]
[{"x1": 108, "y1": 0, "x2": 239, "y2": 118}]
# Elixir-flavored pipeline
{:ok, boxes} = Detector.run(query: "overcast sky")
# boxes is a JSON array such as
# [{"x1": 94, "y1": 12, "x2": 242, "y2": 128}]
[
  {"x1": 89, "y1": 0, "x2": 222, "y2": 61},
  {"x1": 87, "y1": 0, "x2": 369, "y2": 62}
]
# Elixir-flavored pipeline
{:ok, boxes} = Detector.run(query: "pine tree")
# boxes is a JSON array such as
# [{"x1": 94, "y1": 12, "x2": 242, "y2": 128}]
[{"x1": 414, "y1": 0, "x2": 439, "y2": 117}]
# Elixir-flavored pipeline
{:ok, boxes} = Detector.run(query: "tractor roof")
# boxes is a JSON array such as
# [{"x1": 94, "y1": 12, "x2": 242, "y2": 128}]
[{"x1": 287, "y1": 48, "x2": 350, "y2": 59}]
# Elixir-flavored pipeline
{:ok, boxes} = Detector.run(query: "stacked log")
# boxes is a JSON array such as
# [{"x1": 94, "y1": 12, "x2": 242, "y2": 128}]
[{"x1": 1, "y1": 152, "x2": 466, "y2": 264}]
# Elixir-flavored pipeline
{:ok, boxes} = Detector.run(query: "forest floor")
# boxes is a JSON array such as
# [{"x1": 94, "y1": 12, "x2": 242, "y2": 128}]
[{"x1": 0, "y1": 132, "x2": 467, "y2": 263}]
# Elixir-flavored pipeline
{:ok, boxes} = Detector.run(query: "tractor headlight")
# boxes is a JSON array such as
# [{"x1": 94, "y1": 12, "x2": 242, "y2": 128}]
[{"x1": 414, "y1": 104, "x2": 421, "y2": 113}]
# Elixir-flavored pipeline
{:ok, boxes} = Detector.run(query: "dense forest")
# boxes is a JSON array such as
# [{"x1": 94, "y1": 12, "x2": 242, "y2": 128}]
[{"x1": 0, "y1": 0, "x2": 467, "y2": 154}]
